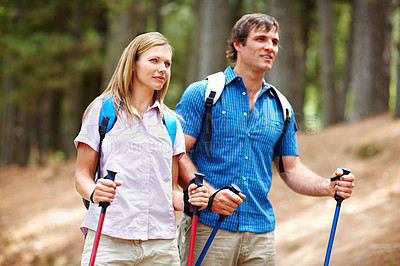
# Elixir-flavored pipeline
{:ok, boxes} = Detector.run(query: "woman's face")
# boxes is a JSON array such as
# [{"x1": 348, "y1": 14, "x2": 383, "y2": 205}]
[{"x1": 133, "y1": 45, "x2": 172, "y2": 93}]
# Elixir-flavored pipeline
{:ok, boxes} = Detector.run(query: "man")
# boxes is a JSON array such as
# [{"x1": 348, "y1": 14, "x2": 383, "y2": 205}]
[{"x1": 176, "y1": 13, "x2": 355, "y2": 266}]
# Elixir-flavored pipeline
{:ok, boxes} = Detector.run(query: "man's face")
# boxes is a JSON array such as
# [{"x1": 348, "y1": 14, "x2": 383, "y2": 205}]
[{"x1": 235, "y1": 27, "x2": 279, "y2": 73}]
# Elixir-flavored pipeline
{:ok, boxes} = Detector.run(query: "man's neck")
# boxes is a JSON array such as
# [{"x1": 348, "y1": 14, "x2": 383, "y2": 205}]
[
  {"x1": 233, "y1": 66, "x2": 265, "y2": 94},
  {"x1": 233, "y1": 66, "x2": 266, "y2": 114}
]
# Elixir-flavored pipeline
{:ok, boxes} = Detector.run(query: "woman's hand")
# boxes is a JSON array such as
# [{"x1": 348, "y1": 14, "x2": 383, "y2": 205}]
[
  {"x1": 91, "y1": 178, "x2": 122, "y2": 204},
  {"x1": 188, "y1": 184, "x2": 210, "y2": 211}
]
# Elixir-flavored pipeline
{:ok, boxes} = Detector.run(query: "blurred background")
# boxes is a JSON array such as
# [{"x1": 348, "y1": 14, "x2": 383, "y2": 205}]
[
  {"x1": 0, "y1": 0, "x2": 399, "y2": 265},
  {"x1": 1, "y1": 0, "x2": 400, "y2": 166}
]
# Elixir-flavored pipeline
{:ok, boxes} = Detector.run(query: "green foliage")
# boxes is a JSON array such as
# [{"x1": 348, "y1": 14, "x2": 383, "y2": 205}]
[
  {"x1": 0, "y1": 0, "x2": 398, "y2": 165},
  {"x1": 163, "y1": 0, "x2": 195, "y2": 107},
  {"x1": 356, "y1": 143, "x2": 382, "y2": 159}
]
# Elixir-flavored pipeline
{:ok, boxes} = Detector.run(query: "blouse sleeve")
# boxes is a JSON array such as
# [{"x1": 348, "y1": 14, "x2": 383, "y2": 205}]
[
  {"x1": 73, "y1": 100, "x2": 102, "y2": 152},
  {"x1": 172, "y1": 118, "x2": 186, "y2": 160}
]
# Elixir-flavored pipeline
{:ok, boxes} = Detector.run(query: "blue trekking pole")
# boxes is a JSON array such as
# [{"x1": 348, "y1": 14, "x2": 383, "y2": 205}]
[
  {"x1": 195, "y1": 184, "x2": 241, "y2": 266},
  {"x1": 324, "y1": 168, "x2": 351, "y2": 266}
]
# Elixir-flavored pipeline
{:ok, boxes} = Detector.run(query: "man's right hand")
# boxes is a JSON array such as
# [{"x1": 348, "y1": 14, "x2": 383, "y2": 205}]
[{"x1": 210, "y1": 189, "x2": 246, "y2": 216}]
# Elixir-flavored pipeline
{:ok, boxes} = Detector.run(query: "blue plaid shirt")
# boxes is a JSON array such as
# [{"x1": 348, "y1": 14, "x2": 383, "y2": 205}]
[{"x1": 176, "y1": 67, "x2": 299, "y2": 233}]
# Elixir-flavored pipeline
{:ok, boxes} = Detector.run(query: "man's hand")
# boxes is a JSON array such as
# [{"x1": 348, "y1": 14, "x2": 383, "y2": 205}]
[
  {"x1": 329, "y1": 168, "x2": 355, "y2": 199},
  {"x1": 210, "y1": 189, "x2": 246, "y2": 216}
]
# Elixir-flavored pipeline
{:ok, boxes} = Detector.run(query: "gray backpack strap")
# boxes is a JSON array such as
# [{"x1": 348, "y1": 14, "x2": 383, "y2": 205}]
[
  {"x1": 269, "y1": 84, "x2": 292, "y2": 173},
  {"x1": 205, "y1": 72, "x2": 225, "y2": 103},
  {"x1": 203, "y1": 73, "x2": 292, "y2": 172},
  {"x1": 269, "y1": 84, "x2": 291, "y2": 122},
  {"x1": 204, "y1": 72, "x2": 225, "y2": 158}
]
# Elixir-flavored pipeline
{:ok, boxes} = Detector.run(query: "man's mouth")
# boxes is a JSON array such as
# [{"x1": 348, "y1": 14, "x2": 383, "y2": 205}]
[{"x1": 261, "y1": 54, "x2": 273, "y2": 60}]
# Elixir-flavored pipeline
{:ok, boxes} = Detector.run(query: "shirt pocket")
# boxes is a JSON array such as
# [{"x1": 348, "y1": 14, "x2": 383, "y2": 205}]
[
  {"x1": 211, "y1": 108, "x2": 238, "y2": 144},
  {"x1": 252, "y1": 116, "x2": 284, "y2": 148}
]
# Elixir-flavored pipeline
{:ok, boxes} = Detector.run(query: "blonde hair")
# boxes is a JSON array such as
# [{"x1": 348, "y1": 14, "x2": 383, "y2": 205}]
[{"x1": 83, "y1": 32, "x2": 174, "y2": 121}]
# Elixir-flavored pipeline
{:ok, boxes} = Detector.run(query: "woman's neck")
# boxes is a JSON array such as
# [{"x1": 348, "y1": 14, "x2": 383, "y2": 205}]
[{"x1": 130, "y1": 88, "x2": 154, "y2": 118}]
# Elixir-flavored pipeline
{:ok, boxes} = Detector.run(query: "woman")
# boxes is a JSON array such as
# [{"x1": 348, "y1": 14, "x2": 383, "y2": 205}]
[{"x1": 74, "y1": 32, "x2": 209, "y2": 265}]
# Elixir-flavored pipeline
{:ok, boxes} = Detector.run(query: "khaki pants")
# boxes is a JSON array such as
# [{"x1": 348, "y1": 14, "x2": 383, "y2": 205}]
[
  {"x1": 178, "y1": 214, "x2": 277, "y2": 266},
  {"x1": 81, "y1": 229, "x2": 180, "y2": 266}
]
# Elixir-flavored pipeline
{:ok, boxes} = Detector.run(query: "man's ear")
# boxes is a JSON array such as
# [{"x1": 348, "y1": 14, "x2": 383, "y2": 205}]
[{"x1": 232, "y1": 40, "x2": 242, "y2": 52}]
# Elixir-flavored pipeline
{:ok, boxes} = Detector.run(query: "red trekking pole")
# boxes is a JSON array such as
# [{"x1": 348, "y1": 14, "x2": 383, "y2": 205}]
[
  {"x1": 187, "y1": 173, "x2": 204, "y2": 266},
  {"x1": 89, "y1": 170, "x2": 117, "y2": 266}
]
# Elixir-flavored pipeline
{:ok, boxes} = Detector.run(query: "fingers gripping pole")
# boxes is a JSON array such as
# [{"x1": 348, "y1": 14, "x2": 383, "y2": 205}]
[
  {"x1": 324, "y1": 168, "x2": 350, "y2": 266},
  {"x1": 187, "y1": 173, "x2": 204, "y2": 266},
  {"x1": 195, "y1": 184, "x2": 241, "y2": 266},
  {"x1": 89, "y1": 170, "x2": 117, "y2": 266}
]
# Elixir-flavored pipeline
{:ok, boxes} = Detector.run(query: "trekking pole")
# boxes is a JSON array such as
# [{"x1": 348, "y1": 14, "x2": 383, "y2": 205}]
[
  {"x1": 187, "y1": 173, "x2": 205, "y2": 266},
  {"x1": 89, "y1": 170, "x2": 117, "y2": 266},
  {"x1": 324, "y1": 168, "x2": 351, "y2": 266},
  {"x1": 195, "y1": 184, "x2": 241, "y2": 266}
]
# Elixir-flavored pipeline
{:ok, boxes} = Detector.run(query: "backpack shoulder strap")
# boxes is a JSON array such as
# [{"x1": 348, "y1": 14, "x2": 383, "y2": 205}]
[
  {"x1": 268, "y1": 84, "x2": 292, "y2": 173},
  {"x1": 162, "y1": 110, "x2": 177, "y2": 146},
  {"x1": 205, "y1": 72, "x2": 226, "y2": 104},
  {"x1": 268, "y1": 84, "x2": 291, "y2": 123},
  {"x1": 99, "y1": 96, "x2": 118, "y2": 135},
  {"x1": 204, "y1": 72, "x2": 226, "y2": 158},
  {"x1": 83, "y1": 96, "x2": 119, "y2": 209}
]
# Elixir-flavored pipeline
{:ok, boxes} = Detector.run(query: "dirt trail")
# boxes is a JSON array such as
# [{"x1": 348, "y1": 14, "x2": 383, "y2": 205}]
[{"x1": 0, "y1": 114, "x2": 399, "y2": 265}]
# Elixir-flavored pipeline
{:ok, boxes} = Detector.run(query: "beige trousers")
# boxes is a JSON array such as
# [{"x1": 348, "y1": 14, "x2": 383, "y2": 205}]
[
  {"x1": 178, "y1": 214, "x2": 277, "y2": 266},
  {"x1": 81, "y1": 229, "x2": 180, "y2": 266}
]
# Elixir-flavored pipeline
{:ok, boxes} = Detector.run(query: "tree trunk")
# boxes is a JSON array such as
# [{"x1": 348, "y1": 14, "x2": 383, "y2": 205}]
[
  {"x1": 396, "y1": 3, "x2": 400, "y2": 118},
  {"x1": 352, "y1": 0, "x2": 392, "y2": 120},
  {"x1": 341, "y1": 3, "x2": 355, "y2": 121},
  {"x1": 101, "y1": 0, "x2": 147, "y2": 90},
  {"x1": 267, "y1": 0, "x2": 306, "y2": 127},
  {"x1": 184, "y1": 0, "x2": 202, "y2": 88},
  {"x1": 196, "y1": 0, "x2": 230, "y2": 80},
  {"x1": 63, "y1": 0, "x2": 86, "y2": 159},
  {"x1": 317, "y1": 0, "x2": 341, "y2": 126},
  {"x1": 0, "y1": 58, "x2": 18, "y2": 166}
]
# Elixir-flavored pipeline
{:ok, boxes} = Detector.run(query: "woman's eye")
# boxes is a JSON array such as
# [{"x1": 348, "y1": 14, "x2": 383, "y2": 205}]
[
  {"x1": 150, "y1": 58, "x2": 157, "y2": 63},
  {"x1": 164, "y1": 62, "x2": 171, "y2": 67}
]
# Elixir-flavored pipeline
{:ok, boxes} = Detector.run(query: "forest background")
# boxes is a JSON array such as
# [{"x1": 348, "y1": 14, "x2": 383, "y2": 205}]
[
  {"x1": 1, "y1": 1, "x2": 400, "y2": 266},
  {"x1": 1, "y1": 0, "x2": 400, "y2": 166}
]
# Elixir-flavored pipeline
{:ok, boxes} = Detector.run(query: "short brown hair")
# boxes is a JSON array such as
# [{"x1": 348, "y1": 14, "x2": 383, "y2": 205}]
[{"x1": 226, "y1": 13, "x2": 280, "y2": 62}]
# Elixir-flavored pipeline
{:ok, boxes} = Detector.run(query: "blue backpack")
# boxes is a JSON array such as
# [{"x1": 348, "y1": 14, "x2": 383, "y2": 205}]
[{"x1": 83, "y1": 96, "x2": 178, "y2": 209}]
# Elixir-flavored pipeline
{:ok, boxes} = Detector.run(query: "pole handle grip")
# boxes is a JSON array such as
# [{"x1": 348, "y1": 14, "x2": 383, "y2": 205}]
[
  {"x1": 230, "y1": 184, "x2": 241, "y2": 195},
  {"x1": 218, "y1": 184, "x2": 242, "y2": 221},
  {"x1": 99, "y1": 170, "x2": 117, "y2": 208},
  {"x1": 192, "y1": 173, "x2": 205, "y2": 215},
  {"x1": 330, "y1": 168, "x2": 350, "y2": 204},
  {"x1": 194, "y1": 173, "x2": 204, "y2": 187}
]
